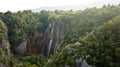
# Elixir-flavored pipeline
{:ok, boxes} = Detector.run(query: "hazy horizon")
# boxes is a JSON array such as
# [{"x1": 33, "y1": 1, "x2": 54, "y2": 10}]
[{"x1": 0, "y1": 0, "x2": 120, "y2": 12}]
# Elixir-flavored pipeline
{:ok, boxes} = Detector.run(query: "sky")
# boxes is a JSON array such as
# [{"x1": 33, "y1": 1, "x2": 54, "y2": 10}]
[{"x1": 0, "y1": 0, "x2": 103, "y2": 12}]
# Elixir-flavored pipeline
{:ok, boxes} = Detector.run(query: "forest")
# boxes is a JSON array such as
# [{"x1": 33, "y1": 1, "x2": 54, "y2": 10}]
[{"x1": 0, "y1": 4, "x2": 120, "y2": 67}]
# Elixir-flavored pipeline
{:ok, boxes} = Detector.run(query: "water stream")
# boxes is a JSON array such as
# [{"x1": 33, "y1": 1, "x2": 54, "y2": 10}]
[{"x1": 47, "y1": 22, "x2": 55, "y2": 58}]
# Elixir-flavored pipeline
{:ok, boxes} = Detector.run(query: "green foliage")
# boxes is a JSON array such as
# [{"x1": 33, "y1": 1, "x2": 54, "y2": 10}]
[
  {"x1": 63, "y1": 4, "x2": 120, "y2": 44},
  {"x1": 20, "y1": 54, "x2": 47, "y2": 67},
  {"x1": 0, "y1": 10, "x2": 44, "y2": 53},
  {"x1": 44, "y1": 43, "x2": 81, "y2": 67},
  {"x1": 45, "y1": 6, "x2": 120, "y2": 67},
  {"x1": 0, "y1": 4, "x2": 120, "y2": 67},
  {"x1": 78, "y1": 15, "x2": 120, "y2": 67},
  {"x1": 0, "y1": 20, "x2": 8, "y2": 39},
  {"x1": 115, "y1": 48, "x2": 120, "y2": 57}
]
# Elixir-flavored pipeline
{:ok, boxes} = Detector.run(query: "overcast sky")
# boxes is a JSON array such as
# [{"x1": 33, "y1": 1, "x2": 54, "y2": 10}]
[{"x1": 0, "y1": 0, "x2": 104, "y2": 12}]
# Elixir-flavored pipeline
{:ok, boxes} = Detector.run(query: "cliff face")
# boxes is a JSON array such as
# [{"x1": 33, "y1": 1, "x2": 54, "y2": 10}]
[
  {"x1": 23, "y1": 22, "x2": 68, "y2": 57},
  {"x1": 0, "y1": 20, "x2": 10, "y2": 66},
  {"x1": 42, "y1": 22, "x2": 68, "y2": 57},
  {"x1": 0, "y1": 20, "x2": 10, "y2": 55},
  {"x1": 26, "y1": 32, "x2": 44, "y2": 55}
]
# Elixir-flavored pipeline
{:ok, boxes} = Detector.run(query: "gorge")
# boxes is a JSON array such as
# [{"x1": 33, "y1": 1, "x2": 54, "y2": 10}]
[{"x1": 0, "y1": 4, "x2": 120, "y2": 67}]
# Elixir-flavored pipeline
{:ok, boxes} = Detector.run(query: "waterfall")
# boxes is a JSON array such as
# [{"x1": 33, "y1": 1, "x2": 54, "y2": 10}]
[
  {"x1": 47, "y1": 40, "x2": 53, "y2": 57},
  {"x1": 41, "y1": 21, "x2": 66, "y2": 57},
  {"x1": 47, "y1": 22, "x2": 55, "y2": 58}
]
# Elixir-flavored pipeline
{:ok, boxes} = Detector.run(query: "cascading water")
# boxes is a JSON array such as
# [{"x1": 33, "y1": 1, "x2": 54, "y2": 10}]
[
  {"x1": 47, "y1": 22, "x2": 55, "y2": 58},
  {"x1": 41, "y1": 22, "x2": 66, "y2": 57},
  {"x1": 47, "y1": 40, "x2": 52, "y2": 57}
]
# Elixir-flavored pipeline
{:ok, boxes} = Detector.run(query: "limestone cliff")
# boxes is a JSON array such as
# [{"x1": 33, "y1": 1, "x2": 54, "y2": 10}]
[
  {"x1": 26, "y1": 32, "x2": 44, "y2": 55},
  {"x1": 24, "y1": 22, "x2": 68, "y2": 57},
  {"x1": 0, "y1": 20, "x2": 10, "y2": 67}
]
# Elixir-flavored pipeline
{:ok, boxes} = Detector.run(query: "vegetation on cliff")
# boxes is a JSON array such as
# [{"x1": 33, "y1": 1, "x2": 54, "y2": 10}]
[{"x1": 0, "y1": 4, "x2": 120, "y2": 67}]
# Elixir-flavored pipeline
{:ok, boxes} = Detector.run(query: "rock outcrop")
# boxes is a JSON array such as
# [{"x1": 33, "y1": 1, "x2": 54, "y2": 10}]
[
  {"x1": 0, "y1": 20, "x2": 10, "y2": 67},
  {"x1": 26, "y1": 32, "x2": 44, "y2": 55},
  {"x1": 17, "y1": 41, "x2": 27, "y2": 55},
  {"x1": 0, "y1": 20, "x2": 10, "y2": 55}
]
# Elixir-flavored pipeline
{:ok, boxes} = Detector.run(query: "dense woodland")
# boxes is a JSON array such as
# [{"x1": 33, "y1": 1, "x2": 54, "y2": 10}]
[{"x1": 0, "y1": 4, "x2": 120, "y2": 67}]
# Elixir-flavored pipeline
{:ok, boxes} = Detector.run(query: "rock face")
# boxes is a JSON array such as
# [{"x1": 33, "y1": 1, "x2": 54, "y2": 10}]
[
  {"x1": 17, "y1": 41, "x2": 27, "y2": 55},
  {"x1": 42, "y1": 22, "x2": 67, "y2": 57},
  {"x1": 24, "y1": 22, "x2": 68, "y2": 57},
  {"x1": 0, "y1": 62, "x2": 5, "y2": 67},
  {"x1": 0, "y1": 20, "x2": 10, "y2": 67},
  {"x1": 0, "y1": 20, "x2": 10, "y2": 55},
  {"x1": 76, "y1": 58, "x2": 92, "y2": 67},
  {"x1": 1, "y1": 39, "x2": 10, "y2": 56},
  {"x1": 26, "y1": 32, "x2": 44, "y2": 55}
]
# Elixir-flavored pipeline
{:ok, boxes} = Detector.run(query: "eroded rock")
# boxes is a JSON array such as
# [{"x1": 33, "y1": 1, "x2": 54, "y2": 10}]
[
  {"x1": 0, "y1": 62, "x2": 5, "y2": 67},
  {"x1": 17, "y1": 41, "x2": 27, "y2": 55}
]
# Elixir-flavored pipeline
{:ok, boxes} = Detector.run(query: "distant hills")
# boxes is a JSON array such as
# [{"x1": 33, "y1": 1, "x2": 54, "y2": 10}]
[{"x1": 32, "y1": 0, "x2": 120, "y2": 12}]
